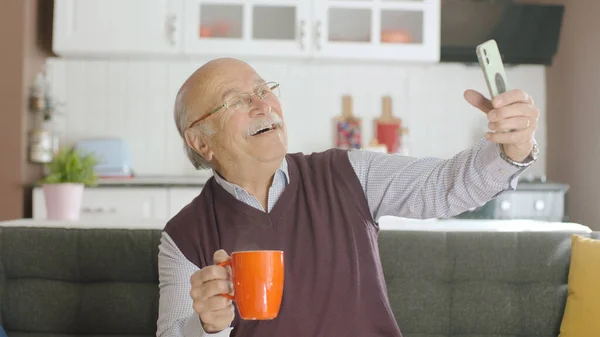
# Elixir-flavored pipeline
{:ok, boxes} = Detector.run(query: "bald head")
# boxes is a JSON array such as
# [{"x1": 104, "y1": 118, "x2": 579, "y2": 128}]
[
  {"x1": 174, "y1": 58, "x2": 263, "y2": 169},
  {"x1": 175, "y1": 58, "x2": 259, "y2": 133}
]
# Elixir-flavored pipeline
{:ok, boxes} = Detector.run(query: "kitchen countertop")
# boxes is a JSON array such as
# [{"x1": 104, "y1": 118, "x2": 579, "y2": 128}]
[
  {"x1": 511, "y1": 181, "x2": 570, "y2": 192},
  {"x1": 91, "y1": 178, "x2": 567, "y2": 190},
  {"x1": 29, "y1": 174, "x2": 214, "y2": 188},
  {"x1": 27, "y1": 172, "x2": 568, "y2": 191},
  {"x1": 95, "y1": 175, "x2": 212, "y2": 187}
]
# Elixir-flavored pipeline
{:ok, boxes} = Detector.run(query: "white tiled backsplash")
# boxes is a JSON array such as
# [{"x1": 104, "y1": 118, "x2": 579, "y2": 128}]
[{"x1": 44, "y1": 58, "x2": 546, "y2": 178}]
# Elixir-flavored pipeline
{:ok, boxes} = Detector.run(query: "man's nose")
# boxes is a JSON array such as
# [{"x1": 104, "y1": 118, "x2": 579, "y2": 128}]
[{"x1": 248, "y1": 96, "x2": 270, "y2": 117}]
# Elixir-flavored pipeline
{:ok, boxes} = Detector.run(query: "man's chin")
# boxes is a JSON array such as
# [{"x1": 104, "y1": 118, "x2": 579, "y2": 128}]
[{"x1": 249, "y1": 144, "x2": 287, "y2": 163}]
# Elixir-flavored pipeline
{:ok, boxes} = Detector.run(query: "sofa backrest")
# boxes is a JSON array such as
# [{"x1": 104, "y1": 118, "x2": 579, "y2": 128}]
[
  {"x1": 378, "y1": 229, "x2": 600, "y2": 337},
  {"x1": 0, "y1": 226, "x2": 598, "y2": 337},
  {"x1": 0, "y1": 227, "x2": 161, "y2": 337}
]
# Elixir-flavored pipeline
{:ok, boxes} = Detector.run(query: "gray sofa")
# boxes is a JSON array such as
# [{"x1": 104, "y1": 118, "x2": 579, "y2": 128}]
[{"x1": 1, "y1": 226, "x2": 598, "y2": 337}]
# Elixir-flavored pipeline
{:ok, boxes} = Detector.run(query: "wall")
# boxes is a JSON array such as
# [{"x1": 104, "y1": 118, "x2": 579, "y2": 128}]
[
  {"x1": 44, "y1": 57, "x2": 547, "y2": 178},
  {"x1": 0, "y1": 1, "x2": 555, "y2": 221},
  {"x1": 0, "y1": 2, "x2": 25, "y2": 220},
  {"x1": 544, "y1": 0, "x2": 600, "y2": 230},
  {"x1": 0, "y1": 0, "x2": 53, "y2": 220}
]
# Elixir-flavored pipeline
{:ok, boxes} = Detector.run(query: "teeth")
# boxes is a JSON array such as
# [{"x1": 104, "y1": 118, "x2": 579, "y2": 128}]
[{"x1": 253, "y1": 124, "x2": 275, "y2": 135}]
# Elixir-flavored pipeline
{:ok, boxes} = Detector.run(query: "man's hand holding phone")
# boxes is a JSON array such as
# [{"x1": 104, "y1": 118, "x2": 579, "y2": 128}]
[
  {"x1": 470, "y1": 39, "x2": 538, "y2": 163},
  {"x1": 464, "y1": 88, "x2": 539, "y2": 163}
]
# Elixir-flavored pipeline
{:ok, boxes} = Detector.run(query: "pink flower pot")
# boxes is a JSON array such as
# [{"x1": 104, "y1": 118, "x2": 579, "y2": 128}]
[{"x1": 43, "y1": 183, "x2": 84, "y2": 221}]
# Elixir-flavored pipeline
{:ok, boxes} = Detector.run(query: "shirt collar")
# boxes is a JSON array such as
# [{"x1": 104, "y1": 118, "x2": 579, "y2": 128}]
[{"x1": 212, "y1": 158, "x2": 290, "y2": 198}]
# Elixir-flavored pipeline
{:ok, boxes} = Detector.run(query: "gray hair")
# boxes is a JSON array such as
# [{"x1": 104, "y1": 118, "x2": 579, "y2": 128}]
[{"x1": 173, "y1": 89, "x2": 214, "y2": 170}]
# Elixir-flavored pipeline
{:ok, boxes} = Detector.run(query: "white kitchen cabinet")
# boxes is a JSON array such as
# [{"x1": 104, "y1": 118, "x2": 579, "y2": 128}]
[
  {"x1": 52, "y1": 0, "x2": 183, "y2": 56},
  {"x1": 167, "y1": 187, "x2": 203, "y2": 218},
  {"x1": 52, "y1": 0, "x2": 441, "y2": 62},
  {"x1": 33, "y1": 187, "x2": 170, "y2": 220},
  {"x1": 182, "y1": 0, "x2": 312, "y2": 58},
  {"x1": 313, "y1": 0, "x2": 440, "y2": 61},
  {"x1": 33, "y1": 186, "x2": 203, "y2": 221}
]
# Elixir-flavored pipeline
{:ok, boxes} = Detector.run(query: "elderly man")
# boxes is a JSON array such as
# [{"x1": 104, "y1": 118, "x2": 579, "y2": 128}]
[{"x1": 157, "y1": 58, "x2": 539, "y2": 337}]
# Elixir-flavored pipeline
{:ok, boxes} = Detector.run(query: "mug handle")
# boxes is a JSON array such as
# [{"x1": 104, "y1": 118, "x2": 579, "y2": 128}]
[{"x1": 217, "y1": 260, "x2": 235, "y2": 300}]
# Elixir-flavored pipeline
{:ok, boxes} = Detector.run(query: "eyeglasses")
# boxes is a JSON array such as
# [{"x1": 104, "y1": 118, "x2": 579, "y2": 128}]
[{"x1": 187, "y1": 81, "x2": 280, "y2": 130}]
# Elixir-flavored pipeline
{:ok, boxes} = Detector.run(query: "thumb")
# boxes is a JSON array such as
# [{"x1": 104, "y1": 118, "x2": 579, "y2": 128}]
[
  {"x1": 464, "y1": 89, "x2": 493, "y2": 114},
  {"x1": 213, "y1": 249, "x2": 231, "y2": 265}
]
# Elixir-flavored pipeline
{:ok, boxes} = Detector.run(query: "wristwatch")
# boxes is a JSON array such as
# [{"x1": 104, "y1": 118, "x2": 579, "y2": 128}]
[{"x1": 499, "y1": 139, "x2": 539, "y2": 168}]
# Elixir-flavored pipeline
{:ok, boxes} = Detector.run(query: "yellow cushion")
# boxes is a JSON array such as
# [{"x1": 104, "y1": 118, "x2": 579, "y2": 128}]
[{"x1": 559, "y1": 234, "x2": 600, "y2": 337}]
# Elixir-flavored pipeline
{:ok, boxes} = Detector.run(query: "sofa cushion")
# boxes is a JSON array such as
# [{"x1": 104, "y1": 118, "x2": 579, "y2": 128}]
[
  {"x1": 378, "y1": 230, "x2": 594, "y2": 337},
  {"x1": 558, "y1": 234, "x2": 600, "y2": 337},
  {"x1": 0, "y1": 227, "x2": 161, "y2": 336}
]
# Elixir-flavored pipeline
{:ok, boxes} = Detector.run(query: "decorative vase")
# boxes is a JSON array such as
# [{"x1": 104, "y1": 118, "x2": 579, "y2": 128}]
[{"x1": 42, "y1": 183, "x2": 84, "y2": 221}]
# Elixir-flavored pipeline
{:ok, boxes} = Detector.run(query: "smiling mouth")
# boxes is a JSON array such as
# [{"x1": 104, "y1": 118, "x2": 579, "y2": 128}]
[{"x1": 252, "y1": 124, "x2": 277, "y2": 136}]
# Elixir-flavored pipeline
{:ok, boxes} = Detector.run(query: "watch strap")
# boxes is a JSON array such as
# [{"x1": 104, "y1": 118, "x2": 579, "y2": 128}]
[{"x1": 499, "y1": 139, "x2": 538, "y2": 168}]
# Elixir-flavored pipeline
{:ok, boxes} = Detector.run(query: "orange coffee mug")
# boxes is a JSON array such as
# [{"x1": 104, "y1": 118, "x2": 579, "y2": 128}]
[{"x1": 218, "y1": 250, "x2": 284, "y2": 320}]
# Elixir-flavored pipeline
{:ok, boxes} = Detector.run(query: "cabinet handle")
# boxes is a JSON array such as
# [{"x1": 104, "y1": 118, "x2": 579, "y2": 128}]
[
  {"x1": 500, "y1": 200, "x2": 511, "y2": 211},
  {"x1": 299, "y1": 20, "x2": 307, "y2": 49},
  {"x1": 534, "y1": 200, "x2": 545, "y2": 211},
  {"x1": 315, "y1": 20, "x2": 322, "y2": 50},
  {"x1": 165, "y1": 14, "x2": 178, "y2": 46},
  {"x1": 82, "y1": 207, "x2": 117, "y2": 214}
]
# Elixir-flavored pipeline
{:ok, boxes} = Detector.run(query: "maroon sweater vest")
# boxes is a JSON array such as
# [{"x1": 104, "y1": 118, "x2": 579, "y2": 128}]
[{"x1": 164, "y1": 149, "x2": 403, "y2": 337}]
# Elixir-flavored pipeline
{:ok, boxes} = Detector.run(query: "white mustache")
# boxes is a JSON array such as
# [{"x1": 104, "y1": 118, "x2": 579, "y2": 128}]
[{"x1": 246, "y1": 110, "x2": 283, "y2": 137}]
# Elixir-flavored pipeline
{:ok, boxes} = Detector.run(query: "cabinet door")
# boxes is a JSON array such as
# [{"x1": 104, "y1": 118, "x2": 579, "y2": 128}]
[
  {"x1": 493, "y1": 191, "x2": 566, "y2": 222},
  {"x1": 313, "y1": 0, "x2": 440, "y2": 62},
  {"x1": 53, "y1": 0, "x2": 183, "y2": 56},
  {"x1": 33, "y1": 187, "x2": 169, "y2": 220},
  {"x1": 182, "y1": 0, "x2": 311, "y2": 57},
  {"x1": 167, "y1": 187, "x2": 203, "y2": 218}
]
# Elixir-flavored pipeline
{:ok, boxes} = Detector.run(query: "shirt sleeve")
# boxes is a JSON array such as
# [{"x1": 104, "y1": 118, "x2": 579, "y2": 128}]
[
  {"x1": 157, "y1": 232, "x2": 233, "y2": 337},
  {"x1": 347, "y1": 138, "x2": 529, "y2": 222}
]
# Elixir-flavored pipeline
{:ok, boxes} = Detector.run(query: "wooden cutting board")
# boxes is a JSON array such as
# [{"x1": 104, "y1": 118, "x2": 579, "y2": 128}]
[{"x1": 334, "y1": 95, "x2": 361, "y2": 149}]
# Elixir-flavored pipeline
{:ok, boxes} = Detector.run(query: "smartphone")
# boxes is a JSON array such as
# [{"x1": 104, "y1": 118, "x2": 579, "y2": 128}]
[{"x1": 476, "y1": 39, "x2": 509, "y2": 99}]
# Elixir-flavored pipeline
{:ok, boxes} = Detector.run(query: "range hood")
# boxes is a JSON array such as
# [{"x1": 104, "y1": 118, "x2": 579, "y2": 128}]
[{"x1": 439, "y1": 0, "x2": 565, "y2": 65}]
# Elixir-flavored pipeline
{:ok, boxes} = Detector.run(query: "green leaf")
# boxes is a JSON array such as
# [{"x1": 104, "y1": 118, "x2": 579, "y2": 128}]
[{"x1": 38, "y1": 147, "x2": 99, "y2": 187}]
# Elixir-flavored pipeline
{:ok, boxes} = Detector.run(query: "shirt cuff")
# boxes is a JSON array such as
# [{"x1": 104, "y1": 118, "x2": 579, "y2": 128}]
[{"x1": 475, "y1": 139, "x2": 525, "y2": 190}]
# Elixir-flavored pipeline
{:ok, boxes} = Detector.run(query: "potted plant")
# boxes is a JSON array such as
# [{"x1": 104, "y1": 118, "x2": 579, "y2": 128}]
[{"x1": 38, "y1": 146, "x2": 98, "y2": 221}]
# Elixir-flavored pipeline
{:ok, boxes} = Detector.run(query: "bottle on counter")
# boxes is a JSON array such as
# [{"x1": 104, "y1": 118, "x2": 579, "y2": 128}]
[
  {"x1": 375, "y1": 96, "x2": 402, "y2": 154},
  {"x1": 334, "y1": 95, "x2": 362, "y2": 149}
]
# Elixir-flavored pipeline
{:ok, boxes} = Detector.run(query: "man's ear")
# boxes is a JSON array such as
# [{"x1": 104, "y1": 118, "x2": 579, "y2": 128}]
[{"x1": 184, "y1": 129, "x2": 213, "y2": 162}]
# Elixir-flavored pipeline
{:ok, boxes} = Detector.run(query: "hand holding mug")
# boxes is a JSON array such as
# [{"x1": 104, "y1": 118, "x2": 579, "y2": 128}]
[{"x1": 190, "y1": 249, "x2": 235, "y2": 333}]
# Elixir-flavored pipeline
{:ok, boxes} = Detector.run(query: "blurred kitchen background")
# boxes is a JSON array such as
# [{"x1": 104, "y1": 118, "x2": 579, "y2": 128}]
[{"x1": 2, "y1": 0, "x2": 596, "y2": 230}]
